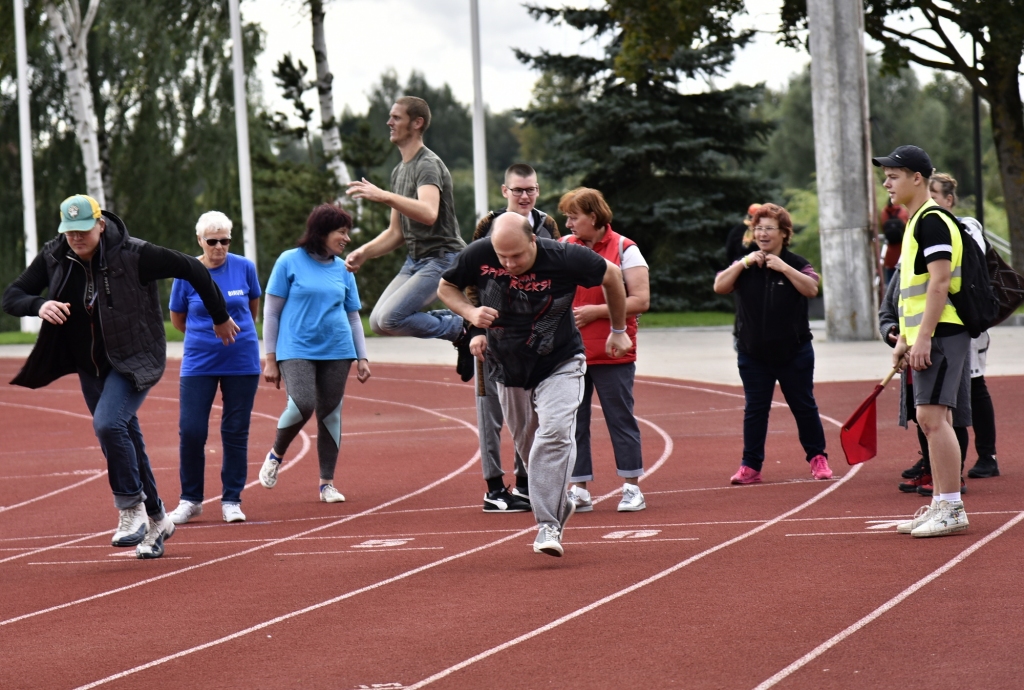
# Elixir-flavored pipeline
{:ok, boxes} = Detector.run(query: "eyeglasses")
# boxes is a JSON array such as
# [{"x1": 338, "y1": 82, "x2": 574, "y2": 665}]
[
  {"x1": 204, "y1": 238, "x2": 231, "y2": 246},
  {"x1": 753, "y1": 226, "x2": 779, "y2": 232},
  {"x1": 508, "y1": 187, "x2": 539, "y2": 197}
]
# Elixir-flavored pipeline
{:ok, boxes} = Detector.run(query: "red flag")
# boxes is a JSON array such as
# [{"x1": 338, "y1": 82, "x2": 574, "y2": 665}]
[{"x1": 839, "y1": 367, "x2": 900, "y2": 465}]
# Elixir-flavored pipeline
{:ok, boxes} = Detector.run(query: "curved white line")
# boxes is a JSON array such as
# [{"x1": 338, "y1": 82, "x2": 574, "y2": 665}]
[
  {"x1": 0, "y1": 400, "x2": 93, "y2": 421},
  {"x1": 0, "y1": 472, "x2": 108, "y2": 515},
  {"x1": 590, "y1": 415, "x2": 673, "y2": 507}
]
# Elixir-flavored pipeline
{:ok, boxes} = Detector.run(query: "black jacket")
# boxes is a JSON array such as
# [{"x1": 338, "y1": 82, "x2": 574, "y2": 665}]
[
  {"x1": 733, "y1": 248, "x2": 814, "y2": 364},
  {"x1": 2, "y1": 211, "x2": 229, "y2": 391}
]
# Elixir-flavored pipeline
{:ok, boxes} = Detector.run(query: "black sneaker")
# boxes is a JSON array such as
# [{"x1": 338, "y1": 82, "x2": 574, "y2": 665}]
[
  {"x1": 453, "y1": 324, "x2": 474, "y2": 383},
  {"x1": 967, "y1": 455, "x2": 1000, "y2": 479},
  {"x1": 510, "y1": 486, "x2": 530, "y2": 505},
  {"x1": 901, "y1": 455, "x2": 927, "y2": 479},
  {"x1": 483, "y1": 487, "x2": 531, "y2": 513}
]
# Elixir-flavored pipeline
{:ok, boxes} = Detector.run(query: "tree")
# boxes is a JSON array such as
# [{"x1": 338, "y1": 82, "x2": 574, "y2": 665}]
[
  {"x1": 309, "y1": 0, "x2": 351, "y2": 191},
  {"x1": 519, "y1": 6, "x2": 774, "y2": 310},
  {"x1": 780, "y1": 0, "x2": 1024, "y2": 270}
]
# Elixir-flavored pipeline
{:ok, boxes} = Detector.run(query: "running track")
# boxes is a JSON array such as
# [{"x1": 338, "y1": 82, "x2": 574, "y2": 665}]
[{"x1": 0, "y1": 360, "x2": 1022, "y2": 689}]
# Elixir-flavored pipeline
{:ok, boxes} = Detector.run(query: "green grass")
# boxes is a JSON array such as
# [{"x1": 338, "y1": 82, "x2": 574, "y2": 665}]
[
  {"x1": 0, "y1": 330, "x2": 38, "y2": 344},
  {"x1": 638, "y1": 311, "x2": 734, "y2": 328},
  {"x1": 164, "y1": 315, "x2": 379, "y2": 342}
]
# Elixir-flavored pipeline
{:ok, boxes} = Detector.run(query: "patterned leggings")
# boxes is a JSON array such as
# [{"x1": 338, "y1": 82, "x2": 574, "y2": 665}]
[{"x1": 273, "y1": 359, "x2": 352, "y2": 481}]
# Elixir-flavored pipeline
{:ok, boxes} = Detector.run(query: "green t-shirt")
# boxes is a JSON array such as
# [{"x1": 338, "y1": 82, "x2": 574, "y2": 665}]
[{"x1": 390, "y1": 145, "x2": 465, "y2": 260}]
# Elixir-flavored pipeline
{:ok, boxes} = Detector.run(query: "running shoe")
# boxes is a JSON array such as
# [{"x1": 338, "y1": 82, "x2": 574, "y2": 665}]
[
  {"x1": 967, "y1": 455, "x2": 999, "y2": 478},
  {"x1": 320, "y1": 484, "x2": 346, "y2": 503},
  {"x1": 730, "y1": 465, "x2": 762, "y2": 485},
  {"x1": 222, "y1": 502, "x2": 246, "y2": 523},
  {"x1": 111, "y1": 504, "x2": 148, "y2": 547},
  {"x1": 617, "y1": 484, "x2": 646, "y2": 512},
  {"x1": 533, "y1": 524, "x2": 563, "y2": 557},
  {"x1": 916, "y1": 477, "x2": 967, "y2": 497},
  {"x1": 899, "y1": 473, "x2": 931, "y2": 494},
  {"x1": 259, "y1": 450, "x2": 282, "y2": 489},
  {"x1": 568, "y1": 485, "x2": 593, "y2": 513},
  {"x1": 168, "y1": 500, "x2": 203, "y2": 525},
  {"x1": 809, "y1": 455, "x2": 833, "y2": 480},
  {"x1": 911, "y1": 500, "x2": 969, "y2": 538},
  {"x1": 136, "y1": 515, "x2": 175, "y2": 559},
  {"x1": 483, "y1": 487, "x2": 530, "y2": 513},
  {"x1": 901, "y1": 455, "x2": 926, "y2": 479},
  {"x1": 896, "y1": 500, "x2": 939, "y2": 534},
  {"x1": 510, "y1": 485, "x2": 531, "y2": 504}
]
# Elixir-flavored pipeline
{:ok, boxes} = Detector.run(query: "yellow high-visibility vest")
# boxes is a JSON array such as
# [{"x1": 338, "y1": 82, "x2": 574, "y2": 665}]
[{"x1": 898, "y1": 199, "x2": 963, "y2": 346}]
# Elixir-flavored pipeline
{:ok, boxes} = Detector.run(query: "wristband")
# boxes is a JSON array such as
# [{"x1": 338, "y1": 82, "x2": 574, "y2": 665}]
[
  {"x1": 610, "y1": 326, "x2": 626, "y2": 334},
  {"x1": 741, "y1": 256, "x2": 750, "y2": 269}
]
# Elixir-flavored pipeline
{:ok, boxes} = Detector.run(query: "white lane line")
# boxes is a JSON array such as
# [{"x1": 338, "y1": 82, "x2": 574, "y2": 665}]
[
  {"x1": 786, "y1": 532, "x2": 889, "y2": 537},
  {"x1": 567, "y1": 538, "x2": 699, "y2": 545},
  {"x1": 0, "y1": 400, "x2": 93, "y2": 421},
  {"x1": 0, "y1": 395, "x2": 480, "y2": 626},
  {"x1": 0, "y1": 471, "x2": 109, "y2": 514},
  {"x1": 69, "y1": 410, "x2": 676, "y2": 689},
  {"x1": 274, "y1": 547, "x2": 445, "y2": 555},
  {"x1": 0, "y1": 469, "x2": 104, "y2": 480},
  {"x1": 754, "y1": 510, "x2": 1024, "y2": 689},
  {"x1": 29, "y1": 558, "x2": 193, "y2": 565},
  {"x1": 402, "y1": 463, "x2": 862, "y2": 689}
]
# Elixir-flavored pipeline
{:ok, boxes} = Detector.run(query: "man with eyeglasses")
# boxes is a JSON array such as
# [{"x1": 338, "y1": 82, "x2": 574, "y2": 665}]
[
  {"x1": 2, "y1": 194, "x2": 239, "y2": 560},
  {"x1": 465, "y1": 163, "x2": 559, "y2": 512},
  {"x1": 345, "y1": 96, "x2": 469, "y2": 362}
]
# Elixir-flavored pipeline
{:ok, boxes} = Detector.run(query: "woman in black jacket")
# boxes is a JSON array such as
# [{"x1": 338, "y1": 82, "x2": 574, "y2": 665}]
[
  {"x1": 713, "y1": 203, "x2": 831, "y2": 485},
  {"x1": 2, "y1": 194, "x2": 238, "y2": 559}
]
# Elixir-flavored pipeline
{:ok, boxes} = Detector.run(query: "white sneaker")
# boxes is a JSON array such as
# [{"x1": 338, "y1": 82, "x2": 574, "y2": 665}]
[
  {"x1": 222, "y1": 503, "x2": 246, "y2": 523},
  {"x1": 168, "y1": 500, "x2": 203, "y2": 525},
  {"x1": 111, "y1": 504, "x2": 148, "y2": 547},
  {"x1": 320, "y1": 484, "x2": 345, "y2": 503},
  {"x1": 896, "y1": 500, "x2": 939, "y2": 534},
  {"x1": 911, "y1": 500, "x2": 969, "y2": 538},
  {"x1": 617, "y1": 483, "x2": 646, "y2": 512},
  {"x1": 259, "y1": 451, "x2": 281, "y2": 489},
  {"x1": 533, "y1": 524, "x2": 563, "y2": 557},
  {"x1": 136, "y1": 515, "x2": 175, "y2": 559},
  {"x1": 568, "y1": 486, "x2": 593, "y2": 512}
]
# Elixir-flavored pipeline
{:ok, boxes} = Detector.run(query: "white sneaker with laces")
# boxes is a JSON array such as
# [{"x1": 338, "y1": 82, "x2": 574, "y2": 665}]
[
  {"x1": 168, "y1": 500, "x2": 203, "y2": 525},
  {"x1": 259, "y1": 451, "x2": 281, "y2": 489},
  {"x1": 320, "y1": 484, "x2": 345, "y2": 503},
  {"x1": 911, "y1": 500, "x2": 969, "y2": 538},
  {"x1": 136, "y1": 515, "x2": 175, "y2": 559},
  {"x1": 617, "y1": 483, "x2": 646, "y2": 512},
  {"x1": 222, "y1": 503, "x2": 246, "y2": 523},
  {"x1": 568, "y1": 486, "x2": 593, "y2": 512},
  {"x1": 533, "y1": 524, "x2": 563, "y2": 557},
  {"x1": 896, "y1": 500, "x2": 938, "y2": 534},
  {"x1": 111, "y1": 504, "x2": 148, "y2": 547}
]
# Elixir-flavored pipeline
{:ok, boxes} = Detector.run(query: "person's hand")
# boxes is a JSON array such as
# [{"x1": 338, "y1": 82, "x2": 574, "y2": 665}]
[
  {"x1": 38, "y1": 300, "x2": 71, "y2": 325},
  {"x1": 763, "y1": 253, "x2": 787, "y2": 273},
  {"x1": 907, "y1": 333, "x2": 932, "y2": 371},
  {"x1": 745, "y1": 251, "x2": 765, "y2": 268},
  {"x1": 468, "y1": 306, "x2": 499, "y2": 329},
  {"x1": 356, "y1": 359, "x2": 372, "y2": 383},
  {"x1": 346, "y1": 178, "x2": 388, "y2": 204},
  {"x1": 469, "y1": 334, "x2": 487, "y2": 361},
  {"x1": 886, "y1": 326, "x2": 899, "y2": 345},
  {"x1": 605, "y1": 331, "x2": 634, "y2": 359},
  {"x1": 345, "y1": 246, "x2": 366, "y2": 273},
  {"x1": 213, "y1": 317, "x2": 240, "y2": 345},
  {"x1": 573, "y1": 305, "x2": 603, "y2": 328},
  {"x1": 892, "y1": 337, "x2": 908, "y2": 372},
  {"x1": 263, "y1": 358, "x2": 282, "y2": 389}
]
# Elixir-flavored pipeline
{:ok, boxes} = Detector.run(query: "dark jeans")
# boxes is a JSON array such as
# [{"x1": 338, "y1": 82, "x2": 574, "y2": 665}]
[
  {"x1": 78, "y1": 368, "x2": 164, "y2": 518},
  {"x1": 737, "y1": 341, "x2": 827, "y2": 471},
  {"x1": 178, "y1": 374, "x2": 260, "y2": 504},
  {"x1": 571, "y1": 362, "x2": 643, "y2": 482}
]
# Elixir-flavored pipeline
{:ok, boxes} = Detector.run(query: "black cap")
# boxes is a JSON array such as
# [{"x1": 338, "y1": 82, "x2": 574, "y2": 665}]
[{"x1": 872, "y1": 145, "x2": 933, "y2": 177}]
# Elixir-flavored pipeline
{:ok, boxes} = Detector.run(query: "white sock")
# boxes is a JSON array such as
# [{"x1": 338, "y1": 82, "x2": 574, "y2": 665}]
[{"x1": 938, "y1": 492, "x2": 961, "y2": 503}]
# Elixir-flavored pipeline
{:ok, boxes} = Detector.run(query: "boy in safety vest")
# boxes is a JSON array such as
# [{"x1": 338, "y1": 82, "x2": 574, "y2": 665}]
[{"x1": 873, "y1": 145, "x2": 970, "y2": 537}]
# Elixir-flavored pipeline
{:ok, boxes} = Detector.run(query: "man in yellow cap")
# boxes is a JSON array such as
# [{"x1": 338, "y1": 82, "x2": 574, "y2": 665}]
[{"x1": 3, "y1": 195, "x2": 239, "y2": 559}]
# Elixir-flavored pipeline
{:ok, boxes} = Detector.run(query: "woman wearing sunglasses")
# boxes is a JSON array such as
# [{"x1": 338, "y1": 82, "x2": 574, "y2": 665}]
[{"x1": 167, "y1": 211, "x2": 262, "y2": 525}]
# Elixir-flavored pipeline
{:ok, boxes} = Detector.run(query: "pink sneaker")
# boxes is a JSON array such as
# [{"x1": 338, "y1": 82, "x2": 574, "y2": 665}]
[
  {"x1": 730, "y1": 465, "x2": 762, "y2": 485},
  {"x1": 810, "y1": 455, "x2": 833, "y2": 480}
]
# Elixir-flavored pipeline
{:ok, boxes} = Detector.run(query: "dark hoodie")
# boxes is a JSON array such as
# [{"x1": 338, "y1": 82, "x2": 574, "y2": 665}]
[{"x1": 2, "y1": 211, "x2": 228, "y2": 391}]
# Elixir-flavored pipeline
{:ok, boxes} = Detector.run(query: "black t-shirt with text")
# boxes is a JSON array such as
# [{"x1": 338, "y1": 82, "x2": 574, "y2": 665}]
[{"x1": 443, "y1": 237, "x2": 606, "y2": 389}]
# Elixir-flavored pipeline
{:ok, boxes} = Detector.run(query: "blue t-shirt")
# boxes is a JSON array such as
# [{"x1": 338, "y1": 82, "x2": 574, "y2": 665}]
[
  {"x1": 169, "y1": 253, "x2": 262, "y2": 376},
  {"x1": 266, "y1": 248, "x2": 361, "y2": 361}
]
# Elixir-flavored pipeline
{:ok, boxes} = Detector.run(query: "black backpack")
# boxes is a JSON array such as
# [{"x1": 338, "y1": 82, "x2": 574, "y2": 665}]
[
  {"x1": 921, "y1": 206, "x2": 999, "y2": 338},
  {"x1": 882, "y1": 216, "x2": 905, "y2": 245}
]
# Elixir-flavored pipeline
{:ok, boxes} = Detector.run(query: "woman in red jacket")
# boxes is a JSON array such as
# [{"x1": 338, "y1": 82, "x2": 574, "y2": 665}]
[{"x1": 560, "y1": 188, "x2": 651, "y2": 512}]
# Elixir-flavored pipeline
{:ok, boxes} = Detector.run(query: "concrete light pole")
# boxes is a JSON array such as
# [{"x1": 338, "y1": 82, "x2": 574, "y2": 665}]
[
  {"x1": 469, "y1": 0, "x2": 488, "y2": 221},
  {"x1": 14, "y1": 0, "x2": 40, "y2": 333},
  {"x1": 807, "y1": 0, "x2": 878, "y2": 341},
  {"x1": 229, "y1": 0, "x2": 257, "y2": 273}
]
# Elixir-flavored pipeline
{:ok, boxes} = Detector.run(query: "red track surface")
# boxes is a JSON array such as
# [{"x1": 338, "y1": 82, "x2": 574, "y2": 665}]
[{"x1": 1, "y1": 359, "x2": 1022, "y2": 689}]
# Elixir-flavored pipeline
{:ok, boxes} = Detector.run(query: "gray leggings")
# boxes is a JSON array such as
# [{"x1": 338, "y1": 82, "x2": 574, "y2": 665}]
[{"x1": 274, "y1": 359, "x2": 352, "y2": 481}]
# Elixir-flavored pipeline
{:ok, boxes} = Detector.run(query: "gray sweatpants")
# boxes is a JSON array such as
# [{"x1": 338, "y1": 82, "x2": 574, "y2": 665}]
[
  {"x1": 498, "y1": 355, "x2": 586, "y2": 527},
  {"x1": 476, "y1": 358, "x2": 527, "y2": 481}
]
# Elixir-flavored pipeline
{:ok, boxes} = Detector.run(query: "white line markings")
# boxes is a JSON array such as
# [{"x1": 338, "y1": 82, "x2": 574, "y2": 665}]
[
  {"x1": 755, "y1": 510, "x2": 1024, "y2": 689},
  {"x1": 602, "y1": 530, "x2": 661, "y2": 539}
]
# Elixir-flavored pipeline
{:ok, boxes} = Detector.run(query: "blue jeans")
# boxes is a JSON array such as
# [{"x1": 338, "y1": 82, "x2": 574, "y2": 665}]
[
  {"x1": 369, "y1": 252, "x2": 463, "y2": 340},
  {"x1": 737, "y1": 341, "x2": 827, "y2": 471},
  {"x1": 178, "y1": 375, "x2": 260, "y2": 504},
  {"x1": 78, "y1": 369, "x2": 164, "y2": 518},
  {"x1": 571, "y1": 363, "x2": 644, "y2": 482}
]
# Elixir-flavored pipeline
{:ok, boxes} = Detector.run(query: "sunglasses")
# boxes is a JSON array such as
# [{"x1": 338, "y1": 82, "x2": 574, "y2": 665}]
[{"x1": 204, "y1": 238, "x2": 231, "y2": 246}]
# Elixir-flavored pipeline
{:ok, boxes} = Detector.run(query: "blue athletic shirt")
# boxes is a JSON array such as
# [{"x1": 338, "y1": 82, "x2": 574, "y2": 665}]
[
  {"x1": 266, "y1": 248, "x2": 361, "y2": 361},
  {"x1": 169, "y1": 252, "x2": 262, "y2": 376}
]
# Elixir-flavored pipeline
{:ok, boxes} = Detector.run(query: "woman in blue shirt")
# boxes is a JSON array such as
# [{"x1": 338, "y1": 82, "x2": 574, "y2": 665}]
[
  {"x1": 259, "y1": 203, "x2": 371, "y2": 503},
  {"x1": 168, "y1": 211, "x2": 262, "y2": 524}
]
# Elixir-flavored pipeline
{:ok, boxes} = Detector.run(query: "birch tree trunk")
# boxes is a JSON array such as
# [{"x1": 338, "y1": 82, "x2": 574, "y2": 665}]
[
  {"x1": 310, "y1": 0, "x2": 352, "y2": 195},
  {"x1": 45, "y1": 0, "x2": 105, "y2": 207}
]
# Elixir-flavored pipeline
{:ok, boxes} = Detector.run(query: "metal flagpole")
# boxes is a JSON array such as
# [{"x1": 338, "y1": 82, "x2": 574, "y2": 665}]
[
  {"x1": 469, "y1": 0, "x2": 488, "y2": 221},
  {"x1": 228, "y1": 0, "x2": 257, "y2": 273},
  {"x1": 14, "y1": 0, "x2": 40, "y2": 333}
]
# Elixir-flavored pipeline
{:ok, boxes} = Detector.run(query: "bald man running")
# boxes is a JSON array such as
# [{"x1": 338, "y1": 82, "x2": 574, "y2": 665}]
[{"x1": 438, "y1": 213, "x2": 631, "y2": 557}]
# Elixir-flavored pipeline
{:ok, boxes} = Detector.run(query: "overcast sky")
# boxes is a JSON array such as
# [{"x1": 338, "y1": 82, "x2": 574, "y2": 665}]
[{"x1": 244, "y1": 0, "x2": 813, "y2": 119}]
